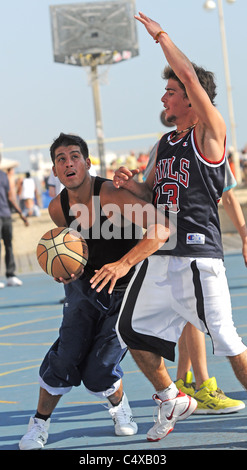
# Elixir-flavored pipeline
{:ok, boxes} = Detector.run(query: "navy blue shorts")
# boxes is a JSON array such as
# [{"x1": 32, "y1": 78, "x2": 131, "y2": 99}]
[{"x1": 39, "y1": 274, "x2": 126, "y2": 394}]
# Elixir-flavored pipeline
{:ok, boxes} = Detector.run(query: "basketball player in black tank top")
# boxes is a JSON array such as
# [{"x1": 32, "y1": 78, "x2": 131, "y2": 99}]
[
  {"x1": 19, "y1": 132, "x2": 171, "y2": 450},
  {"x1": 113, "y1": 12, "x2": 247, "y2": 443}
]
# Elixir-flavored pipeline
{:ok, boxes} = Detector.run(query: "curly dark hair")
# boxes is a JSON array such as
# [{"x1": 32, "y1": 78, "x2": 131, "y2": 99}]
[{"x1": 163, "y1": 63, "x2": 217, "y2": 105}]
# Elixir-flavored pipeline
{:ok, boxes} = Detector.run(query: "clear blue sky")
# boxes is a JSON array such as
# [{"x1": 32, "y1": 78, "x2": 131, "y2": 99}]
[{"x1": 1, "y1": 0, "x2": 246, "y2": 170}]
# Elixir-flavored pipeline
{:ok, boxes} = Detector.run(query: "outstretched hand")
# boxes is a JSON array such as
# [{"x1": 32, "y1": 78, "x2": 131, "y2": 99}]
[
  {"x1": 134, "y1": 12, "x2": 163, "y2": 39},
  {"x1": 90, "y1": 261, "x2": 131, "y2": 294}
]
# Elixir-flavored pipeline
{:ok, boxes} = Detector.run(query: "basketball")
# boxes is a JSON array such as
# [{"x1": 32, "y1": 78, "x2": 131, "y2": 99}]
[{"x1": 37, "y1": 227, "x2": 88, "y2": 279}]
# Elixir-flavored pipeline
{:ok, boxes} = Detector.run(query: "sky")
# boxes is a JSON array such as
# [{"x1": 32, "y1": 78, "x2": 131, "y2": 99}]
[{"x1": 1, "y1": 0, "x2": 246, "y2": 171}]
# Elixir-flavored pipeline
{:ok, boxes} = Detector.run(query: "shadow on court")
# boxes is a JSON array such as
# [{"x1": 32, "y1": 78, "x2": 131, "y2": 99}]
[{"x1": 0, "y1": 253, "x2": 247, "y2": 452}]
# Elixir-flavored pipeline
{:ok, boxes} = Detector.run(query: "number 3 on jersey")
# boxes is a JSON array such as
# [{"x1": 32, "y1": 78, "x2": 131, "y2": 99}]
[{"x1": 155, "y1": 183, "x2": 180, "y2": 213}]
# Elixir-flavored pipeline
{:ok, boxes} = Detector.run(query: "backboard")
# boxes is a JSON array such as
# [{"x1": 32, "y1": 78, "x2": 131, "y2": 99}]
[{"x1": 50, "y1": 0, "x2": 139, "y2": 67}]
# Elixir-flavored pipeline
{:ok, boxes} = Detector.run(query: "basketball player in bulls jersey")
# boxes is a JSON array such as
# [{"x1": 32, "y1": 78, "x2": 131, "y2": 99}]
[{"x1": 112, "y1": 12, "x2": 247, "y2": 442}]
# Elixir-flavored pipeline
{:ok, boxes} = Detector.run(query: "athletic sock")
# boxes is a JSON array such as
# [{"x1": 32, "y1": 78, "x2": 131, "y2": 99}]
[
  {"x1": 35, "y1": 411, "x2": 51, "y2": 421},
  {"x1": 156, "y1": 382, "x2": 179, "y2": 401}
]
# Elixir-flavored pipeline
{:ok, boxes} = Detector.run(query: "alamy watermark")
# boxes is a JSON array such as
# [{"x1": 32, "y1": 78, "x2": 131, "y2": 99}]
[{"x1": 68, "y1": 196, "x2": 177, "y2": 251}]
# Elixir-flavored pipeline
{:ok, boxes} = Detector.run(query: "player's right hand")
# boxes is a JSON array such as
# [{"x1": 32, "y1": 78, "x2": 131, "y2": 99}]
[{"x1": 113, "y1": 166, "x2": 139, "y2": 189}]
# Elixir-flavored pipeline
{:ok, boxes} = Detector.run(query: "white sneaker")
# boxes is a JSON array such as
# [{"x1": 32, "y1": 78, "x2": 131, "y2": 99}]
[
  {"x1": 19, "y1": 417, "x2": 50, "y2": 450},
  {"x1": 6, "y1": 276, "x2": 23, "y2": 286},
  {"x1": 0, "y1": 281, "x2": 5, "y2": 288},
  {"x1": 108, "y1": 392, "x2": 138, "y2": 436},
  {"x1": 147, "y1": 391, "x2": 197, "y2": 442}
]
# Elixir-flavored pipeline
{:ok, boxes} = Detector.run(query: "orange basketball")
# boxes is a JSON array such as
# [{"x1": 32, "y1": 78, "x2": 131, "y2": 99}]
[{"x1": 37, "y1": 227, "x2": 88, "y2": 279}]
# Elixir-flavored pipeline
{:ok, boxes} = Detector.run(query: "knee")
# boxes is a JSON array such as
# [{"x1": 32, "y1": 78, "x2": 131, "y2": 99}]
[
  {"x1": 81, "y1": 359, "x2": 123, "y2": 394},
  {"x1": 85, "y1": 378, "x2": 122, "y2": 399},
  {"x1": 81, "y1": 365, "x2": 113, "y2": 393}
]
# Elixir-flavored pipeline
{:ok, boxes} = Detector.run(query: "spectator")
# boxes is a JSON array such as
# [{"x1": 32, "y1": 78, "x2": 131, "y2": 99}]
[
  {"x1": 0, "y1": 159, "x2": 28, "y2": 287},
  {"x1": 18, "y1": 172, "x2": 41, "y2": 217}
]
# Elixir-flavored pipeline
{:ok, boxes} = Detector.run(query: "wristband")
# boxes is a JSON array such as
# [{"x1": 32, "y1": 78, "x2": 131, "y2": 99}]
[{"x1": 154, "y1": 30, "x2": 167, "y2": 43}]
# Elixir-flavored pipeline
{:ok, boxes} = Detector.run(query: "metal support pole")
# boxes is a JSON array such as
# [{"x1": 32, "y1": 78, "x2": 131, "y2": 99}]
[
  {"x1": 217, "y1": 0, "x2": 241, "y2": 183},
  {"x1": 90, "y1": 64, "x2": 106, "y2": 178}
]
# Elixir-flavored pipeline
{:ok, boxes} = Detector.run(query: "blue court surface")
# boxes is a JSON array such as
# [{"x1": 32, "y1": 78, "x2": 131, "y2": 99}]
[{"x1": 0, "y1": 252, "x2": 247, "y2": 459}]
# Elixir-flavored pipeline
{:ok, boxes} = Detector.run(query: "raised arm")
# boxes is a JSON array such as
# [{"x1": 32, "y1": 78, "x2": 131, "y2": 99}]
[{"x1": 134, "y1": 12, "x2": 226, "y2": 162}]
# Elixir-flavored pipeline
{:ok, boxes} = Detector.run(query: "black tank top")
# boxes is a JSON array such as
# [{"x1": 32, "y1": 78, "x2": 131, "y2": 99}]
[{"x1": 60, "y1": 176, "x2": 139, "y2": 290}]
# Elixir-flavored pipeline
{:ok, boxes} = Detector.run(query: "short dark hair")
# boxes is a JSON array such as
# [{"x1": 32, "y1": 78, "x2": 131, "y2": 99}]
[
  {"x1": 50, "y1": 133, "x2": 89, "y2": 164},
  {"x1": 163, "y1": 63, "x2": 217, "y2": 105}
]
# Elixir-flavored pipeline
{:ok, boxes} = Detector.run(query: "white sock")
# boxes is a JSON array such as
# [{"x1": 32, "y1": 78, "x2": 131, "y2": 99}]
[{"x1": 156, "y1": 382, "x2": 179, "y2": 401}]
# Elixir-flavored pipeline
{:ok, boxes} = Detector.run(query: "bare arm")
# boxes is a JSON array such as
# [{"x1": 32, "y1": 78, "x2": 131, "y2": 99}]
[
  {"x1": 134, "y1": 12, "x2": 226, "y2": 162},
  {"x1": 7, "y1": 190, "x2": 29, "y2": 226},
  {"x1": 90, "y1": 183, "x2": 173, "y2": 293},
  {"x1": 90, "y1": 223, "x2": 169, "y2": 294},
  {"x1": 222, "y1": 189, "x2": 247, "y2": 266},
  {"x1": 48, "y1": 196, "x2": 67, "y2": 227},
  {"x1": 48, "y1": 196, "x2": 85, "y2": 283}
]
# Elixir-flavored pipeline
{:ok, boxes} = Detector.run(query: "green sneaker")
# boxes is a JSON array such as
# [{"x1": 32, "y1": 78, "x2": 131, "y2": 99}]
[
  {"x1": 194, "y1": 377, "x2": 245, "y2": 414},
  {"x1": 175, "y1": 371, "x2": 195, "y2": 397}
]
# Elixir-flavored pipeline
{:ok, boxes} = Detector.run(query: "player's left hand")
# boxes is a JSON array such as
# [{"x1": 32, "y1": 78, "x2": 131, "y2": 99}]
[
  {"x1": 113, "y1": 166, "x2": 139, "y2": 189},
  {"x1": 90, "y1": 261, "x2": 130, "y2": 294}
]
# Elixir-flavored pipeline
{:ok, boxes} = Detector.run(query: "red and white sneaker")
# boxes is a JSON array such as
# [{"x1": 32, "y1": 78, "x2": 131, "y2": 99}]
[{"x1": 147, "y1": 391, "x2": 197, "y2": 442}]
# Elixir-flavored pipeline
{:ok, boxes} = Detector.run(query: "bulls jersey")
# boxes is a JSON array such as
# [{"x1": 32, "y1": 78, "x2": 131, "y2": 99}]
[{"x1": 153, "y1": 128, "x2": 226, "y2": 259}]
